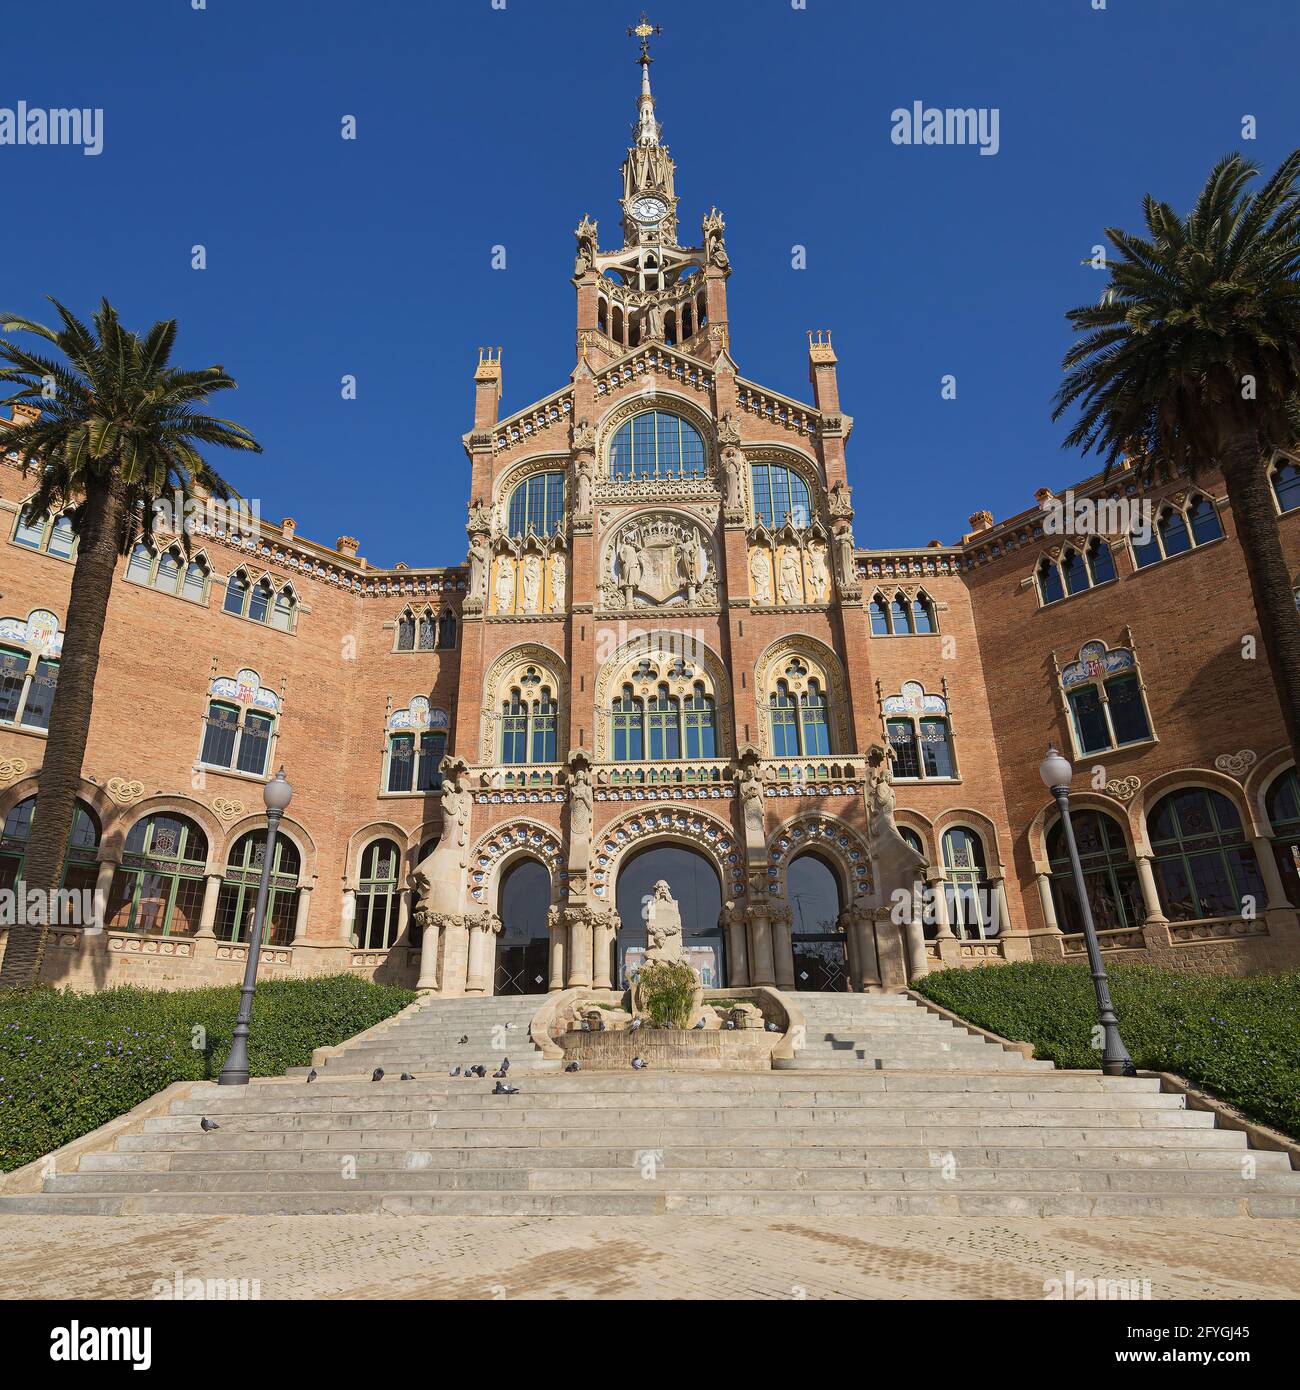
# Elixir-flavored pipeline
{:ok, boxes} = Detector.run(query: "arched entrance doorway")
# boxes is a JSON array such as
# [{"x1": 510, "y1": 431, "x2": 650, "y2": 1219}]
[
  {"x1": 614, "y1": 843, "x2": 724, "y2": 989},
  {"x1": 495, "y1": 857, "x2": 550, "y2": 995},
  {"x1": 788, "y1": 852, "x2": 847, "y2": 991}
]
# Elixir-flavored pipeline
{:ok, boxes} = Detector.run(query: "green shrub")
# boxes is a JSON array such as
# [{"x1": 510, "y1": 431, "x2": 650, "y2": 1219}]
[
  {"x1": 915, "y1": 961, "x2": 1300, "y2": 1140},
  {"x1": 636, "y1": 960, "x2": 698, "y2": 1029},
  {"x1": 0, "y1": 974, "x2": 414, "y2": 1172}
]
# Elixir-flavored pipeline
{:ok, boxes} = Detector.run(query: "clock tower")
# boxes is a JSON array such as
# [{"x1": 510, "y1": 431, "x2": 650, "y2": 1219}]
[{"x1": 572, "y1": 15, "x2": 732, "y2": 365}]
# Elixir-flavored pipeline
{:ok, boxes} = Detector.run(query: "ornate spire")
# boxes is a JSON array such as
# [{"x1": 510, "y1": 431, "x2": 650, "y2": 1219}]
[{"x1": 629, "y1": 13, "x2": 662, "y2": 148}]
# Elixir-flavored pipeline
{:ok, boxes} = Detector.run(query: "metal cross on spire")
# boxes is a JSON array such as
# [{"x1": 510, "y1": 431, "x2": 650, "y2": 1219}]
[{"x1": 628, "y1": 12, "x2": 661, "y2": 64}]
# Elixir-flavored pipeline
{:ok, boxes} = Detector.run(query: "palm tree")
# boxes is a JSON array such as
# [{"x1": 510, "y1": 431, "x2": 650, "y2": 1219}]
[
  {"x1": 1054, "y1": 150, "x2": 1300, "y2": 762},
  {"x1": 0, "y1": 299, "x2": 262, "y2": 989}
]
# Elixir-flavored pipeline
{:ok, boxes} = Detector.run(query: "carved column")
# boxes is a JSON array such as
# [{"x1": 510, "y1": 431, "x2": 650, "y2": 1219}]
[
  {"x1": 927, "y1": 872, "x2": 955, "y2": 938},
  {"x1": 415, "y1": 911, "x2": 445, "y2": 992},
  {"x1": 341, "y1": 888, "x2": 357, "y2": 944},
  {"x1": 547, "y1": 906, "x2": 566, "y2": 992},
  {"x1": 746, "y1": 902, "x2": 776, "y2": 987},
  {"x1": 1251, "y1": 835, "x2": 1291, "y2": 914},
  {"x1": 722, "y1": 904, "x2": 749, "y2": 986},
  {"x1": 592, "y1": 909, "x2": 617, "y2": 990},
  {"x1": 292, "y1": 884, "x2": 313, "y2": 944},
  {"x1": 566, "y1": 907, "x2": 593, "y2": 988},
  {"x1": 850, "y1": 907, "x2": 881, "y2": 988},
  {"x1": 843, "y1": 908, "x2": 862, "y2": 991},
  {"x1": 903, "y1": 894, "x2": 929, "y2": 981},
  {"x1": 197, "y1": 872, "x2": 222, "y2": 940},
  {"x1": 1035, "y1": 870, "x2": 1062, "y2": 932},
  {"x1": 465, "y1": 910, "x2": 501, "y2": 996},
  {"x1": 771, "y1": 904, "x2": 795, "y2": 989},
  {"x1": 1134, "y1": 853, "x2": 1168, "y2": 926}
]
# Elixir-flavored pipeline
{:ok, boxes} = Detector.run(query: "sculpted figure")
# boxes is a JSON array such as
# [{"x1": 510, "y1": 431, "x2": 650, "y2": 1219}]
[
  {"x1": 522, "y1": 554, "x2": 541, "y2": 613},
  {"x1": 574, "y1": 455, "x2": 593, "y2": 514},
  {"x1": 645, "y1": 880, "x2": 684, "y2": 962},
  {"x1": 724, "y1": 451, "x2": 745, "y2": 512},
  {"x1": 808, "y1": 542, "x2": 830, "y2": 603},
  {"x1": 834, "y1": 527, "x2": 857, "y2": 587},
  {"x1": 550, "y1": 553, "x2": 566, "y2": 612},
  {"x1": 568, "y1": 763, "x2": 593, "y2": 841},
  {"x1": 617, "y1": 529, "x2": 644, "y2": 604},
  {"x1": 779, "y1": 547, "x2": 802, "y2": 604},
  {"x1": 495, "y1": 555, "x2": 515, "y2": 613},
  {"x1": 467, "y1": 533, "x2": 489, "y2": 602},
  {"x1": 750, "y1": 548, "x2": 772, "y2": 604}
]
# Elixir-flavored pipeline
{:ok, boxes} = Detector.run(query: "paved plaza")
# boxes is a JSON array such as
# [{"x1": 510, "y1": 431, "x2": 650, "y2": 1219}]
[{"x1": 2, "y1": 1215, "x2": 1298, "y2": 1301}]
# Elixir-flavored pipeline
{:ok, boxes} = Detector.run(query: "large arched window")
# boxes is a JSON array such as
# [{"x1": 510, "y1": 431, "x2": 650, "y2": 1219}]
[
  {"x1": 941, "y1": 827, "x2": 995, "y2": 939},
  {"x1": 107, "y1": 814, "x2": 209, "y2": 936},
  {"x1": 882, "y1": 681, "x2": 955, "y2": 780},
  {"x1": 869, "y1": 589, "x2": 937, "y2": 636},
  {"x1": 787, "y1": 852, "x2": 846, "y2": 991},
  {"x1": 615, "y1": 843, "x2": 724, "y2": 989},
  {"x1": 0, "y1": 796, "x2": 101, "y2": 900},
  {"x1": 505, "y1": 472, "x2": 566, "y2": 538},
  {"x1": 766, "y1": 657, "x2": 835, "y2": 757},
  {"x1": 497, "y1": 667, "x2": 558, "y2": 765},
  {"x1": 1131, "y1": 493, "x2": 1222, "y2": 568},
  {"x1": 1036, "y1": 540, "x2": 1115, "y2": 606},
  {"x1": 495, "y1": 857, "x2": 551, "y2": 995},
  {"x1": 609, "y1": 411, "x2": 706, "y2": 482},
  {"x1": 216, "y1": 831, "x2": 301, "y2": 947},
  {"x1": 1147, "y1": 788, "x2": 1265, "y2": 921},
  {"x1": 1047, "y1": 810, "x2": 1142, "y2": 934},
  {"x1": 1060, "y1": 641, "x2": 1153, "y2": 756},
  {"x1": 14, "y1": 505, "x2": 76, "y2": 560},
  {"x1": 1265, "y1": 768, "x2": 1300, "y2": 906},
  {"x1": 355, "y1": 838, "x2": 402, "y2": 950},
  {"x1": 750, "y1": 461, "x2": 812, "y2": 529}
]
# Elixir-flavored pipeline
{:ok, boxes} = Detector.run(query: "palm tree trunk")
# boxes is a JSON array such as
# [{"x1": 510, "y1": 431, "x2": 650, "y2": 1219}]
[
  {"x1": 1221, "y1": 438, "x2": 1300, "y2": 765},
  {"x1": 0, "y1": 473, "x2": 129, "y2": 989}
]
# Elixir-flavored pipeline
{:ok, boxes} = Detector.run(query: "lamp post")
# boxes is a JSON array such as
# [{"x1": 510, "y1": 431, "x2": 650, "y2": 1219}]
[
  {"x1": 1039, "y1": 745, "x2": 1135, "y2": 1077},
  {"x1": 218, "y1": 768, "x2": 293, "y2": 1086}
]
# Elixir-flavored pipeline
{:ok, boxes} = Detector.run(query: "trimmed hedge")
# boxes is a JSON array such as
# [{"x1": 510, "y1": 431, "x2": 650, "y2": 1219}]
[
  {"x1": 0, "y1": 974, "x2": 415, "y2": 1172},
  {"x1": 914, "y1": 961, "x2": 1300, "y2": 1141}
]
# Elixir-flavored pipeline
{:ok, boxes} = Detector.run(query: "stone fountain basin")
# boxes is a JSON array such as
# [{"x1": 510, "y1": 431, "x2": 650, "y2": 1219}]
[{"x1": 558, "y1": 1027, "x2": 778, "y2": 1072}]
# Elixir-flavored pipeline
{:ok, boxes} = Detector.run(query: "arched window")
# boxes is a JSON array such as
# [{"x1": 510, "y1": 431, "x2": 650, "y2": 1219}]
[
  {"x1": 889, "y1": 594, "x2": 913, "y2": 634},
  {"x1": 0, "y1": 642, "x2": 59, "y2": 731},
  {"x1": 418, "y1": 609, "x2": 436, "y2": 650},
  {"x1": 1132, "y1": 494, "x2": 1221, "y2": 568},
  {"x1": 0, "y1": 796, "x2": 101, "y2": 900},
  {"x1": 1061, "y1": 641, "x2": 1152, "y2": 755},
  {"x1": 437, "y1": 611, "x2": 457, "y2": 649},
  {"x1": 1088, "y1": 536, "x2": 1117, "y2": 584},
  {"x1": 1037, "y1": 556, "x2": 1065, "y2": 605},
  {"x1": 199, "y1": 669, "x2": 279, "y2": 778},
  {"x1": 1266, "y1": 768, "x2": 1300, "y2": 906},
  {"x1": 396, "y1": 611, "x2": 415, "y2": 650},
  {"x1": 767, "y1": 657, "x2": 836, "y2": 758},
  {"x1": 911, "y1": 594, "x2": 936, "y2": 633},
  {"x1": 941, "y1": 827, "x2": 995, "y2": 938},
  {"x1": 1147, "y1": 788, "x2": 1265, "y2": 921},
  {"x1": 13, "y1": 506, "x2": 76, "y2": 560},
  {"x1": 611, "y1": 683, "x2": 645, "y2": 761},
  {"x1": 609, "y1": 411, "x2": 706, "y2": 482},
  {"x1": 603, "y1": 647, "x2": 724, "y2": 767},
  {"x1": 107, "y1": 814, "x2": 208, "y2": 937},
  {"x1": 788, "y1": 852, "x2": 847, "y2": 992},
  {"x1": 395, "y1": 606, "x2": 438, "y2": 652},
  {"x1": 505, "y1": 471, "x2": 566, "y2": 538},
  {"x1": 647, "y1": 684, "x2": 681, "y2": 761},
  {"x1": 749, "y1": 461, "x2": 812, "y2": 529},
  {"x1": 868, "y1": 594, "x2": 890, "y2": 635},
  {"x1": 882, "y1": 681, "x2": 955, "y2": 780},
  {"x1": 222, "y1": 569, "x2": 294, "y2": 629},
  {"x1": 385, "y1": 721, "x2": 446, "y2": 793},
  {"x1": 490, "y1": 660, "x2": 560, "y2": 767},
  {"x1": 1062, "y1": 547, "x2": 1090, "y2": 596},
  {"x1": 216, "y1": 831, "x2": 301, "y2": 946},
  {"x1": 1272, "y1": 459, "x2": 1300, "y2": 514},
  {"x1": 355, "y1": 838, "x2": 402, "y2": 950},
  {"x1": 1047, "y1": 810, "x2": 1142, "y2": 934}
]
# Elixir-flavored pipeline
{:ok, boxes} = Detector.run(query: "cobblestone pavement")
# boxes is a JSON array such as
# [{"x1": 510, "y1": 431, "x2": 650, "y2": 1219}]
[{"x1": 2, "y1": 1216, "x2": 1299, "y2": 1299}]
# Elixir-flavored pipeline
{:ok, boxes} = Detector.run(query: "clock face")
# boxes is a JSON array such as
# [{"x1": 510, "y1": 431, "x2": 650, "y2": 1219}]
[{"x1": 631, "y1": 196, "x2": 667, "y2": 224}]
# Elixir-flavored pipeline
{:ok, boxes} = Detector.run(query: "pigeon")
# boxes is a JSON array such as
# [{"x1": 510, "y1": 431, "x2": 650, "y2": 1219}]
[
  {"x1": 725, "y1": 1020, "x2": 736, "y2": 1030},
  {"x1": 505, "y1": 1023, "x2": 514, "y2": 1030},
  {"x1": 400, "y1": 1072, "x2": 415, "y2": 1081},
  {"x1": 492, "y1": 1081, "x2": 519, "y2": 1095},
  {"x1": 306, "y1": 1068, "x2": 318, "y2": 1083},
  {"x1": 458, "y1": 1035, "x2": 468, "y2": 1045},
  {"x1": 371, "y1": 1067, "x2": 385, "y2": 1081},
  {"x1": 200, "y1": 1117, "x2": 220, "y2": 1132},
  {"x1": 492, "y1": 1058, "x2": 510, "y2": 1078},
  {"x1": 631, "y1": 1056, "x2": 648, "y2": 1070},
  {"x1": 579, "y1": 1020, "x2": 591, "y2": 1032},
  {"x1": 564, "y1": 1061, "x2": 580, "y2": 1073},
  {"x1": 630, "y1": 1017, "x2": 643, "y2": 1032},
  {"x1": 765, "y1": 1022, "x2": 780, "y2": 1033},
  {"x1": 693, "y1": 1016, "x2": 707, "y2": 1030},
  {"x1": 449, "y1": 1066, "x2": 462, "y2": 1077}
]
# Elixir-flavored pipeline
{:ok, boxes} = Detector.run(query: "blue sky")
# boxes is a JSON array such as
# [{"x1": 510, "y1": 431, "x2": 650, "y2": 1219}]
[{"x1": 1, "y1": 0, "x2": 1297, "y2": 565}]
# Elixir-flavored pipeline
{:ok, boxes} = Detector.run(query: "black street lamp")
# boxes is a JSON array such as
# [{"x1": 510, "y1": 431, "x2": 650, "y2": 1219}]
[
  {"x1": 1039, "y1": 744, "x2": 1136, "y2": 1078},
  {"x1": 218, "y1": 767, "x2": 293, "y2": 1086}
]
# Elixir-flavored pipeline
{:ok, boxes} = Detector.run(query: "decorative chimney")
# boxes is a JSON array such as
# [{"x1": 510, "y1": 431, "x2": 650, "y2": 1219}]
[
  {"x1": 336, "y1": 535, "x2": 360, "y2": 559},
  {"x1": 281, "y1": 517, "x2": 296, "y2": 540}
]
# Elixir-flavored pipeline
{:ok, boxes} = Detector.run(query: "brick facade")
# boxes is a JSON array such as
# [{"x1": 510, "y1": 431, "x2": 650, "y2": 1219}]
[{"x1": 2, "y1": 44, "x2": 1298, "y2": 993}]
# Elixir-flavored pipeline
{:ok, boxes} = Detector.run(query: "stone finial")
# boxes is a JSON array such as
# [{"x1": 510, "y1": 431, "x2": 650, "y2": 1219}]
[
  {"x1": 807, "y1": 329, "x2": 837, "y2": 365},
  {"x1": 926, "y1": 539, "x2": 944, "y2": 548},
  {"x1": 967, "y1": 510, "x2": 994, "y2": 533},
  {"x1": 475, "y1": 347, "x2": 503, "y2": 382},
  {"x1": 336, "y1": 535, "x2": 360, "y2": 558},
  {"x1": 11, "y1": 402, "x2": 41, "y2": 425},
  {"x1": 1034, "y1": 487, "x2": 1055, "y2": 506},
  {"x1": 280, "y1": 517, "x2": 296, "y2": 539}
]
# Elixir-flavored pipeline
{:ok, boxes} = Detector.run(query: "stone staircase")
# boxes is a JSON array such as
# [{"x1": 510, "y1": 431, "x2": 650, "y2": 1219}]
[{"x1": 2, "y1": 992, "x2": 1297, "y2": 1218}]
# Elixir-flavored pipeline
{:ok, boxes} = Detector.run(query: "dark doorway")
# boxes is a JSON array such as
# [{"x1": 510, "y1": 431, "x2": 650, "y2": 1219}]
[
  {"x1": 614, "y1": 843, "x2": 725, "y2": 989},
  {"x1": 788, "y1": 852, "x2": 848, "y2": 991},
  {"x1": 495, "y1": 858, "x2": 550, "y2": 995}
]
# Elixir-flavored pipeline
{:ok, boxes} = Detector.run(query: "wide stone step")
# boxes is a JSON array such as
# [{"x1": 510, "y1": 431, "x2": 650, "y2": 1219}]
[{"x1": 80, "y1": 1142, "x2": 1290, "y2": 1173}]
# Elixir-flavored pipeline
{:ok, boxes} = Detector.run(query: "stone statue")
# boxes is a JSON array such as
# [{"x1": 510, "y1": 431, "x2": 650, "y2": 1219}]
[
  {"x1": 412, "y1": 756, "x2": 474, "y2": 990},
  {"x1": 522, "y1": 554, "x2": 541, "y2": 613},
  {"x1": 724, "y1": 450, "x2": 745, "y2": 513},
  {"x1": 750, "y1": 547, "x2": 772, "y2": 605},
  {"x1": 467, "y1": 533, "x2": 489, "y2": 603},
  {"x1": 574, "y1": 455, "x2": 593, "y2": 514},
  {"x1": 834, "y1": 527, "x2": 857, "y2": 588},
  {"x1": 495, "y1": 555, "x2": 515, "y2": 613},
  {"x1": 676, "y1": 526, "x2": 702, "y2": 592},
  {"x1": 808, "y1": 541, "x2": 830, "y2": 603},
  {"x1": 737, "y1": 756, "x2": 766, "y2": 845},
  {"x1": 550, "y1": 553, "x2": 566, "y2": 612},
  {"x1": 779, "y1": 546, "x2": 802, "y2": 604},
  {"x1": 717, "y1": 409, "x2": 742, "y2": 446},
  {"x1": 574, "y1": 215, "x2": 598, "y2": 273},
  {"x1": 617, "y1": 529, "x2": 644, "y2": 606},
  {"x1": 645, "y1": 880, "x2": 684, "y2": 963}
]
